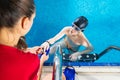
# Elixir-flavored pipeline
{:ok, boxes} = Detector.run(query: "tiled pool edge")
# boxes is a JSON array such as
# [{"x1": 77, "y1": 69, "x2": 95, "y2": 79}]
[{"x1": 42, "y1": 66, "x2": 120, "y2": 73}]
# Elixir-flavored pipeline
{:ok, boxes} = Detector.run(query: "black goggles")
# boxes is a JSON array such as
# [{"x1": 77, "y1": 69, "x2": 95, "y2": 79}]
[
  {"x1": 72, "y1": 25, "x2": 81, "y2": 31},
  {"x1": 72, "y1": 24, "x2": 85, "y2": 32}
]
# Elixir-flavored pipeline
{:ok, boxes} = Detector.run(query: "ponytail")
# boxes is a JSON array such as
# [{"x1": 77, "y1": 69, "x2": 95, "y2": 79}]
[{"x1": 16, "y1": 36, "x2": 28, "y2": 51}]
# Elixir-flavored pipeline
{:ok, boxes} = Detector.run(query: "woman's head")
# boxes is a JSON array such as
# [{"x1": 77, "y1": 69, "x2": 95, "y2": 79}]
[
  {"x1": 72, "y1": 16, "x2": 88, "y2": 32},
  {"x1": 0, "y1": 0, "x2": 35, "y2": 50},
  {"x1": 0, "y1": 0, "x2": 35, "y2": 29}
]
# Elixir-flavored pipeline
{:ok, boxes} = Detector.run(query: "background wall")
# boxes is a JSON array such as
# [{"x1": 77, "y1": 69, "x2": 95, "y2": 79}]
[{"x1": 26, "y1": 0, "x2": 120, "y2": 65}]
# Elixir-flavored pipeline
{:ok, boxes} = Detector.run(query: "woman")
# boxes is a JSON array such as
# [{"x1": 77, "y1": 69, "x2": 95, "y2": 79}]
[
  {"x1": 41, "y1": 16, "x2": 93, "y2": 61},
  {"x1": 0, "y1": 0, "x2": 48, "y2": 80}
]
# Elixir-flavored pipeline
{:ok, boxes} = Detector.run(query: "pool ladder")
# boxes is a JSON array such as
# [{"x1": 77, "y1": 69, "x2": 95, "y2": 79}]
[
  {"x1": 53, "y1": 45, "x2": 62, "y2": 80},
  {"x1": 52, "y1": 45, "x2": 120, "y2": 80}
]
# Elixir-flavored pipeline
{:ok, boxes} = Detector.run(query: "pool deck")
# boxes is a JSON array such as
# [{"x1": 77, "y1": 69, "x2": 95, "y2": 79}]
[{"x1": 41, "y1": 66, "x2": 120, "y2": 80}]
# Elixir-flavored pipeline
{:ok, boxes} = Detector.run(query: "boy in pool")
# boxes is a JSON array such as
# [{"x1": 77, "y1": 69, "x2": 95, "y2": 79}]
[{"x1": 41, "y1": 16, "x2": 93, "y2": 61}]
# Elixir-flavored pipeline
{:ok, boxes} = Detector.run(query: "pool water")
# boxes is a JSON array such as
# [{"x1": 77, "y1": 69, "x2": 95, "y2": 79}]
[{"x1": 26, "y1": 0, "x2": 120, "y2": 66}]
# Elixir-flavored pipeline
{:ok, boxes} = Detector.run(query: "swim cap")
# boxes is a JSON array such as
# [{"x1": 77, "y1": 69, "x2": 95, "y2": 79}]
[{"x1": 73, "y1": 16, "x2": 88, "y2": 31}]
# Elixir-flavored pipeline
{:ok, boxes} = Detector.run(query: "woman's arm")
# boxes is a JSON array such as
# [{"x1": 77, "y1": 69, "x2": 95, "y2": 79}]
[
  {"x1": 24, "y1": 46, "x2": 42, "y2": 54},
  {"x1": 37, "y1": 51, "x2": 49, "y2": 80}
]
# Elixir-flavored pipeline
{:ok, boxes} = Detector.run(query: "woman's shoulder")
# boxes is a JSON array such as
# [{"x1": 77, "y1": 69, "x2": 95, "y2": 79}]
[
  {"x1": 20, "y1": 50, "x2": 39, "y2": 60},
  {"x1": 0, "y1": 44, "x2": 39, "y2": 64}
]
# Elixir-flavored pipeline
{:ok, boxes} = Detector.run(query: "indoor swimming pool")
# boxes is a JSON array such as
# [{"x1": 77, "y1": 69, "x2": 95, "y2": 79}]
[{"x1": 26, "y1": 0, "x2": 120, "y2": 79}]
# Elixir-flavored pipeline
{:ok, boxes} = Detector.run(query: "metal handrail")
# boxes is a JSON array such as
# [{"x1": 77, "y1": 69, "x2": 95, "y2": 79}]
[
  {"x1": 98, "y1": 46, "x2": 120, "y2": 59},
  {"x1": 53, "y1": 45, "x2": 62, "y2": 80},
  {"x1": 62, "y1": 46, "x2": 120, "y2": 62}
]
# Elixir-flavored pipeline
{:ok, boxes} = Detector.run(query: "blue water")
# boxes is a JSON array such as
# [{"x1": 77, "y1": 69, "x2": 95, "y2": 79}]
[{"x1": 26, "y1": 0, "x2": 120, "y2": 65}]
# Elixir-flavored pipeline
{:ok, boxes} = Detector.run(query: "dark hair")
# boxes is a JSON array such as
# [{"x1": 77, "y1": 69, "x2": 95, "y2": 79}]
[
  {"x1": 0, "y1": 0, "x2": 35, "y2": 28},
  {"x1": 16, "y1": 36, "x2": 28, "y2": 50},
  {"x1": 73, "y1": 16, "x2": 88, "y2": 31},
  {"x1": 0, "y1": 0, "x2": 35, "y2": 50}
]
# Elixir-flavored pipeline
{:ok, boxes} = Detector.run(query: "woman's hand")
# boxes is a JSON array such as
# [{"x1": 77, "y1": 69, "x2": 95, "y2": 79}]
[
  {"x1": 40, "y1": 52, "x2": 49, "y2": 64},
  {"x1": 37, "y1": 49, "x2": 49, "y2": 80},
  {"x1": 25, "y1": 46, "x2": 43, "y2": 54}
]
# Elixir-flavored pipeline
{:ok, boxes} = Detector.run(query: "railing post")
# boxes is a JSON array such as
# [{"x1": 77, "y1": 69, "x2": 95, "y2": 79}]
[{"x1": 53, "y1": 45, "x2": 62, "y2": 80}]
